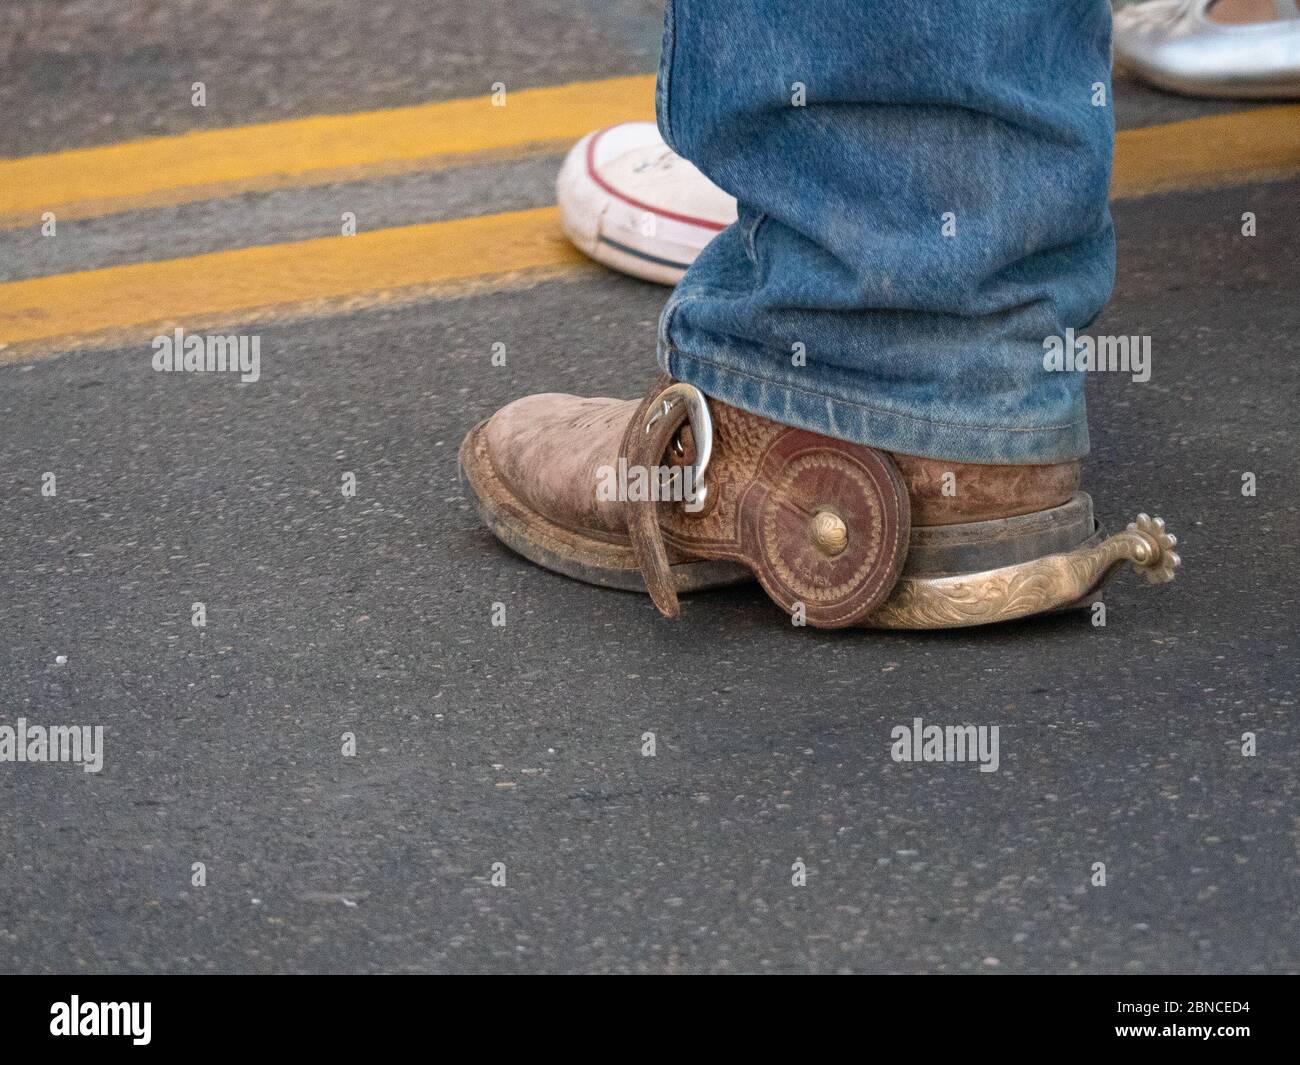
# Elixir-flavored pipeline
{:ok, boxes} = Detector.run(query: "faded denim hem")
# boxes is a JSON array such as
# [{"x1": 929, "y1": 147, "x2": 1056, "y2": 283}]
[{"x1": 657, "y1": 341, "x2": 1090, "y2": 466}]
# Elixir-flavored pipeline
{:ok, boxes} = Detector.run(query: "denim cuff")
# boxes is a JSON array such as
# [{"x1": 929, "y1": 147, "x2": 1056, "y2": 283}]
[{"x1": 659, "y1": 329, "x2": 1091, "y2": 466}]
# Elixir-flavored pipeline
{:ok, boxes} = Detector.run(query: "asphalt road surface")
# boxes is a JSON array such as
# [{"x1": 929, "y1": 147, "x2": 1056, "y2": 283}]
[{"x1": 0, "y1": 1, "x2": 1296, "y2": 974}]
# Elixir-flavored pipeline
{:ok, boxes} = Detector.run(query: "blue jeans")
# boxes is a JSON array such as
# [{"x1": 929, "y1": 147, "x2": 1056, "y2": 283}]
[{"x1": 655, "y1": 0, "x2": 1115, "y2": 463}]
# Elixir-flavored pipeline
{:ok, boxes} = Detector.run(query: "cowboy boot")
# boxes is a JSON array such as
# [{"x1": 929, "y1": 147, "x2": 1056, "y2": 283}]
[{"x1": 459, "y1": 377, "x2": 1180, "y2": 630}]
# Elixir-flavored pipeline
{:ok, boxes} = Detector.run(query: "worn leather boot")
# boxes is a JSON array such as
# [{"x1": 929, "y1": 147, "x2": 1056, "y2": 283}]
[{"x1": 460, "y1": 377, "x2": 1179, "y2": 629}]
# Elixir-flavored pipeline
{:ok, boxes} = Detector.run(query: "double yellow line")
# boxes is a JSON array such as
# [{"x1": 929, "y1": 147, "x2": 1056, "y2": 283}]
[{"x1": 1, "y1": 82, "x2": 1297, "y2": 361}]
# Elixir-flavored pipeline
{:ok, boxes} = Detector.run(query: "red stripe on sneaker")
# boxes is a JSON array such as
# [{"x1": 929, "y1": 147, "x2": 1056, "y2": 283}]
[{"x1": 585, "y1": 127, "x2": 728, "y2": 232}]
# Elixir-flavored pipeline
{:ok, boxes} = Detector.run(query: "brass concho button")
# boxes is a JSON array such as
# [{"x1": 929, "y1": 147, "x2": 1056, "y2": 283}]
[{"x1": 810, "y1": 510, "x2": 848, "y2": 557}]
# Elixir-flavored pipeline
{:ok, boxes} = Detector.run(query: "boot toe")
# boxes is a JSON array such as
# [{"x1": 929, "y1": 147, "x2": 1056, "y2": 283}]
[{"x1": 481, "y1": 393, "x2": 640, "y2": 536}]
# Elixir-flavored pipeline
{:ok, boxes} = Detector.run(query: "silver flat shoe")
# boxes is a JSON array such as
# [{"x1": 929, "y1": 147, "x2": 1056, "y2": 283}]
[{"x1": 1114, "y1": 0, "x2": 1300, "y2": 99}]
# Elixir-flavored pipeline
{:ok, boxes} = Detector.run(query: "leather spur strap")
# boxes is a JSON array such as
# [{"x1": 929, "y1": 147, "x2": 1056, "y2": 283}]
[
  {"x1": 621, "y1": 377, "x2": 912, "y2": 628},
  {"x1": 621, "y1": 375, "x2": 692, "y2": 617}
]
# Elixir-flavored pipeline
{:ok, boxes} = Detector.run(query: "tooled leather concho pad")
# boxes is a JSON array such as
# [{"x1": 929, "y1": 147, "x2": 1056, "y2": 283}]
[{"x1": 623, "y1": 377, "x2": 911, "y2": 629}]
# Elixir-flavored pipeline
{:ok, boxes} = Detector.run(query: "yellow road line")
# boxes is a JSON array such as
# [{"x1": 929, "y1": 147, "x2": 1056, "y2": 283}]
[
  {"x1": 0, "y1": 207, "x2": 589, "y2": 359},
  {"x1": 0, "y1": 73, "x2": 1293, "y2": 229},
  {"x1": 1, "y1": 105, "x2": 1297, "y2": 361},
  {"x1": 0, "y1": 76, "x2": 656, "y2": 227},
  {"x1": 1112, "y1": 104, "x2": 1300, "y2": 198}
]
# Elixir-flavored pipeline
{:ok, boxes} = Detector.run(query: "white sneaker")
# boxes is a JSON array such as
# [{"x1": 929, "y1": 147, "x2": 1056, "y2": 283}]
[{"x1": 556, "y1": 122, "x2": 737, "y2": 285}]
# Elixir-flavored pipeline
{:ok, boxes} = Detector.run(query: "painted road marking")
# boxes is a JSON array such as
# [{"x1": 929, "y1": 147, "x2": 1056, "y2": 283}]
[
  {"x1": 0, "y1": 207, "x2": 588, "y2": 359},
  {"x1": 2, "y1": 104, "x2": 1297, "y2": 359},
  {"x1": 1112, "y1": 104, "x2": 1300, "y2": 198},
  {"x1": 0, "y1": 76, "x2": 656, "y2": 227},
  {"x1": 1, "y1": 73, "x2": 1294, "y2": 228}
]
